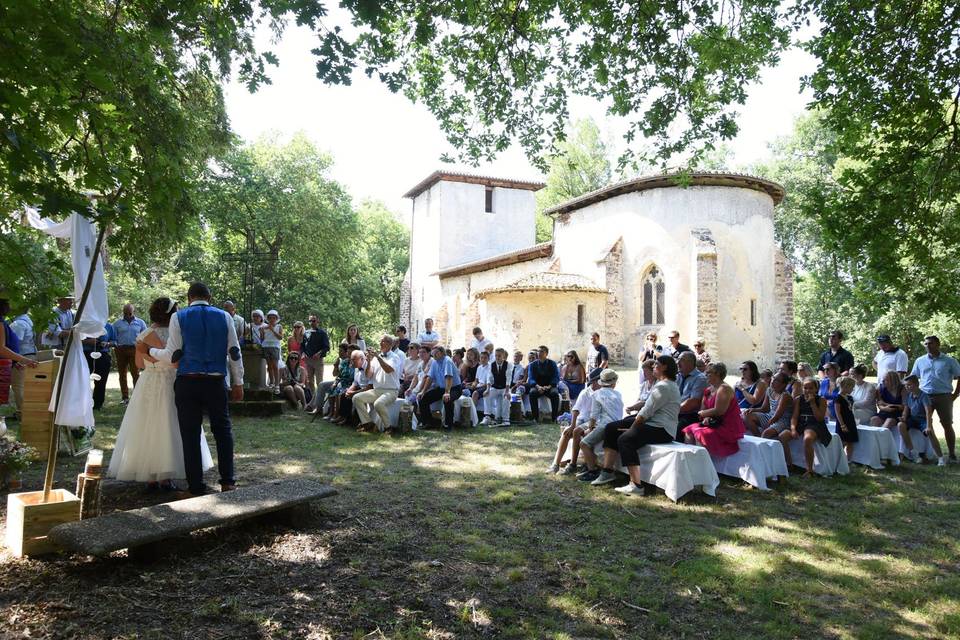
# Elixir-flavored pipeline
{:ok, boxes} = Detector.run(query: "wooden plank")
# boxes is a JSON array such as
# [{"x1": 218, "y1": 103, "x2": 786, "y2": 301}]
[{"x1": 49, "y1": 479, "x2": 338, "y2": 557}]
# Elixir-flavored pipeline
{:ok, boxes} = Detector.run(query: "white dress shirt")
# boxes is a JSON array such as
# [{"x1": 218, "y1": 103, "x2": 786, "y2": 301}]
[
  {"x1": 368, "y1": 350, "x2": 404, "y2": 390},
  {"x1": 149, "y1": 300, "x2": 244, "y2": 385}
]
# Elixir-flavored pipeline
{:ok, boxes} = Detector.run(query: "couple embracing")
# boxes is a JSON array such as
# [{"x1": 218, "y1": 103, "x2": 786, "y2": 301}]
[{"x1": 107, "y1": 282, "x2": 244, "y2": 496}]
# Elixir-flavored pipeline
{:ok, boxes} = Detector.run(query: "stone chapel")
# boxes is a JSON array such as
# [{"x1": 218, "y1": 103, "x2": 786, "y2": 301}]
[{"x1": 399, "y1": 170, "x2": 794, "y2": 367}]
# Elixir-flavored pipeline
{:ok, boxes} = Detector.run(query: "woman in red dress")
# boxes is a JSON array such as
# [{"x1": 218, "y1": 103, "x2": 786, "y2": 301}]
[{"x1": 682, "y1": 362, "x2": 746, "y2": 457}]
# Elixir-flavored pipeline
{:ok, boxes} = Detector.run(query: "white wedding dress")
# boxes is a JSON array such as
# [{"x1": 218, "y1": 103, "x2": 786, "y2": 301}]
[{"x1": 107, "y1": 326, "x2": 213, "y2": 482}]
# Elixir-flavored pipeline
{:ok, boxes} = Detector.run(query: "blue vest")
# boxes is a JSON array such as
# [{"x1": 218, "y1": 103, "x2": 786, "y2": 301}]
[{"x1": 177, "y1": 304, "x2": 228, "y2": 376}]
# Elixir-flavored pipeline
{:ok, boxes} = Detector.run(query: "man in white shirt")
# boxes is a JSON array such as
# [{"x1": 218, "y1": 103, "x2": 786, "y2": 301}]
[
  {"x1": 355, "y1": 335, "x2": 404, "y2": 433},
  {"x1": 547, "y1": 367, "x2": 602, "y2": 474},
  {"x1": 417, "y1": 318, "x2": 441, "y2": 349},
  {"x1": 874, "y1": 334, "x2": 908, "y2": 380}
]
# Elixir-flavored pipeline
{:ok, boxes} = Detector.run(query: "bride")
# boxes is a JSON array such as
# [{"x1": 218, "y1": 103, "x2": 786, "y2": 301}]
[{"x1": 107, "y1": 297, "x2": 212, "y2": 490}]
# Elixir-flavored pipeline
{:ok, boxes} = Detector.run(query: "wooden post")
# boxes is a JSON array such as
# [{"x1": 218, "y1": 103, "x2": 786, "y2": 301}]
[{"x1": 42, "y1": 221, "x2": 108, "y2": 503}]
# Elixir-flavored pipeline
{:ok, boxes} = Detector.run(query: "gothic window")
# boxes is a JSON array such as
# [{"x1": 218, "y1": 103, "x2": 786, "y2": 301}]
[{"x1": 642, "y1": 266, "x2": 665, "y2": 325}]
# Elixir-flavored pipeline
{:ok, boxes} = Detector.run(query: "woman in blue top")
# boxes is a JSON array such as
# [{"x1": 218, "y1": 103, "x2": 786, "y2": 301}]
[
  {"x1": 0, "y1": 298, "x2": 38, "y2": 410},
  {"x1": 818, "y1": 362, "x2": 841, "y2": 421},
  {"x1": 735, "y1": 360, "x2": 767, "y2": 410},
  {"x1": 871, "y1": 370, "x2": 904, "y2": 430}
]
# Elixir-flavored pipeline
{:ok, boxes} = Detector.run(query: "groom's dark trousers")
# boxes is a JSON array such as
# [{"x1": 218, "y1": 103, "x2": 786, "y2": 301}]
[{"x1": 174, "y1": 376, "x2": 235, "y2": 494}]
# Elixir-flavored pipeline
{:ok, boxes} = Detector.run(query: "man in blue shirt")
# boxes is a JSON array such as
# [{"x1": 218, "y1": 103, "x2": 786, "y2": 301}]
[
  {"x1": 898, "y1": 374, "x2": 934, "y2": 463},
  {"x1": 526, "y1": 345, "x2": 561, "y2": 422},
  {"x1": 83, "y1": 322, "x2": 116, "y2": 411},
  {"x1": 112, "y1": 303, "x2": 148, "y2": 404},
  {"x1": 418, "y1": 346, "x2": 462, "y2": 431},
  {"x1": 910, "y1": 335, "x2": 960, "y2": 465},
  {"x1": 676, "y1": 351, "x2": 707, "y2": 440}
]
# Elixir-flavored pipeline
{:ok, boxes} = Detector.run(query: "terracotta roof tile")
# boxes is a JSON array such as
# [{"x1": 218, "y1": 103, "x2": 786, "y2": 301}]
[
  {"x1": 476, "y1": 272, "x2": 608, "y2": 297},
  {"x1": 403, "y1": 170, "x2": 546, "y2": 199}
]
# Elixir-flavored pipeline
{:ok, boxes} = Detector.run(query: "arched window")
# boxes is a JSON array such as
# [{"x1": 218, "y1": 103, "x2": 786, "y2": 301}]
[{"x1": 642, "y1": 266, "x2": 665, "y2": 325}]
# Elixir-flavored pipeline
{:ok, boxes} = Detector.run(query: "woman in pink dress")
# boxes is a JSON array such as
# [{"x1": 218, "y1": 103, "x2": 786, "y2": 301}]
[{"x1": 682, "y1": 362, "x2": 745, "y2": 457}]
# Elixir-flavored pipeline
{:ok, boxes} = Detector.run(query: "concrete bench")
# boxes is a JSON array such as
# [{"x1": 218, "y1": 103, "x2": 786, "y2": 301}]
[{"x1": 48, "y1": 478, "x2": 337, "y2": 558}]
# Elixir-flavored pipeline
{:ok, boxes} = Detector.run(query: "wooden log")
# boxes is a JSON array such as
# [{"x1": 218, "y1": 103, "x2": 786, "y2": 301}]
[{"x1": 75, "y1": 474, "x2": 102, "y2": 520}]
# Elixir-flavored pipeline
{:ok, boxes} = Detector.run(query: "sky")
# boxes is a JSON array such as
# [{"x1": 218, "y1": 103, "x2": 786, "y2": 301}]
[{"x1": 224, "y1": 22, "x2": 817, "y2": 218}]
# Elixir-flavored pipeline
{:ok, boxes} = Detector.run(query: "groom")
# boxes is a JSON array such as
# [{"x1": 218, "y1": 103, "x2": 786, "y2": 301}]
[{"x1": 139, "y1": 282, "x2": 244, "y2": 496}]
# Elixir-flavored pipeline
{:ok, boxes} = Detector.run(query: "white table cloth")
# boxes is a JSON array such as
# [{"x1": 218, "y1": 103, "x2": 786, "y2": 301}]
[
  {"x1": 632, "y1": 442, "x2": 720, "y2": 502},
  {"x1": 426, "y1": 397, "x2": 479, "y2": 427},
  {"x1": 827, "y1": 421, "x2": 900, "y2": 469},
  {"x1": 711, "y1": 435, "x2": 790, "y2": 490},
  {"x1": 893, "y1": 428, "x2": 936, "y2": 459},
  {"x1": 786, "y1": 432, "x2": 850, "y2": 476}
]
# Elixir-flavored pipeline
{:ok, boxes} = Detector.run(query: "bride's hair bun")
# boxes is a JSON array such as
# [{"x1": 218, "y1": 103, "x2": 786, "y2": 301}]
[{"x1": 149, "y1": 297, "x2": 178, "y2": 326}]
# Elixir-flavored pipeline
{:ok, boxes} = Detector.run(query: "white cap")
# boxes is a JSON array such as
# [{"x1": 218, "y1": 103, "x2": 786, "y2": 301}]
[{"x1": 266, "y1": 309, "x2": 279, "y2": 319}]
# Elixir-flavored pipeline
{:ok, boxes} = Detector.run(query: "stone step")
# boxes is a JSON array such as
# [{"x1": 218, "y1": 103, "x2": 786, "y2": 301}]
[
  {"x1": 229, "y1": 400, "x2": 285, "y2": 417},
  {"x1": 243, "y1": 388, "x2": 276, "y2": 402}
]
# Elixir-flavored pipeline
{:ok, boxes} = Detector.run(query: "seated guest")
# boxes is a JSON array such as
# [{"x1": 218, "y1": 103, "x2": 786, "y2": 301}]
[
  {"x1": 759, "y1": 368, "x2": 773, "y2": 386},
  {"x1": 834, "y1": 376, "x2": 859, "y2": 460},
  {"x1": 781, "y1": 377, "x2": 831, "y2": 477},
  {"x1": 549, "y1": 368, "x2": 602, "y2": 475},
  {"x1": 486, "y1": 348, "x2": 513, "y2": 426},
  {"x1": 592, "y1": 356, "x2": 681, "y2": 496},
  {"x1": 899, "y1": 374, "x2": 934, "y2": 463},
  {"x1": 405, "y1": 345, "x2": 434, "y2": 404},
  {"x1": 400, "y1": 342, "x2": 422, "y2": 393},
  {"x1": 355, "y1": 335, "x2": 404, "y2": 433},
  {"x1": 627, "y1": 359, "x2": 658, "y2": 414},
  {"x1": 337, "y1": 350, "x2": 372, "y2": 426},
  {"x1": 460, "y1": 348, "x2": 480, "y2": 397},
  {"x1": 560, "y1": 350, "x2": 586, "y2": 402},
  {"x1": 327, "y1": 344, "x2": 356, "y2": 422},
  {"x1": 796, "y1": 362, "x2": 815, "y2": 384},
  {"x1": 750, "y1": 372, "x2": 794, "y2": 438},
  {"x1": 693, "y1": 337, "x2": 711, "y2": 372},
  {"x1": 474, "y1": 349, "x2": 492, "y2": 421},
  {"x1": 871, "y1": 370, "x2": 905, "y2": 430},
  {"x1": 418, "y1": 347, "x2": 463, "y2": 431},
  {"x1": 279, "y1": 352, "x2": 308, "y2": 410},
  {"x1": 527, "y1": 345, "x2": 561, "y2": 422},
  {"x1": 818, "y1": 362, "x2": 841, "y2": 421},
  {"x1": 850, "y1": 364, "x2": 878, "y2": 425},
  {"x1": 577, "y1": 369, "x2": 624, "y2": 484},
  {"x1": 510, "y1": 350, "x2": 528, "y2": 417},
  {"x1": 396, "y1": 325, "x2": 410, "y2": 353},
  {"x1": 735, "y1": 360, "x2": 767, "y2": 409},
  {"x1": 778, "y1": 360, "x2": 799, "y2": 396},
  {"x1": 682, "y1": 362, "x2": 746, "y2": 457},
  {"x1": 451, "y1": 348, "x2": 464, "y2": 368},
  {"x1": 417, "y1": 318, "x2": 441, "y2": 349},
  {"x1": 676, "y1": 351, "x2": 708, "y2": 438}
]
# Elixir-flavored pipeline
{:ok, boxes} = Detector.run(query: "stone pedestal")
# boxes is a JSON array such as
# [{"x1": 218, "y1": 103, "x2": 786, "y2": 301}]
[{"x1": 241, "y1": 347, "x2": 267, "y2": 389}]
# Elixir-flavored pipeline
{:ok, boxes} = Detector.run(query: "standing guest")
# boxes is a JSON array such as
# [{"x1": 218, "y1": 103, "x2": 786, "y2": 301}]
[
  {"x1": 342, "y1": 323, "x2": 367, "y2": 353},
  {"x1": 112, "y1": 303, "x2": 148, "y2": 405},
  {"x1": 753, "y1": 372, "x2": 795, "y2": 438},
  {"x1": 874, "y1": 334, "x2": 908, "y2": 380},
  {"x1": 470, "y1": 326, "x2": 492, "y2": 353},
  {"x1": 834, "y1": 376, "x2": 860, "y2": 460},
  {"x1": 418, "y1": 346, "x2": 463, "y2": 431},
  {"x1": 486, "y1": 348, "x2": 513, "y2": 426},
  {"x1": 818, "y1": 329, "x2": 855, "y2": 374},
  {"x1": 560, "y1": 350, "x2": 587, "y2": 402},
  {"x1": 223, "y1": 301, "x2": 245, "y2": 347},
  {"x1": 0, "y1": 299, "x2": 38, "y2": 413},
  {"x1": 910, "y1": 335, "x2": 960, "y2": 465},
  {"x1": 871, "y1": 370, "x2": 905, "y2": 430},
  {"x1": 588, "y1": 332, "x2": 609, "y2": 372},
  {"x1": 527, "y1": 345, "x2": 561, "y2": 422},
  {"x1": 818, "y1": 362, "x2": 842, "y2": 421},
  {"x1": 279, "y1": 352, "x2": 308, "y2": 410},
  {"x1": 683, "y1": 362, "x2": 746, "y2": 456},
  {"x1": 417, "y1": 318, "x2": 440, "y2": 349},
  {"x1": 287, "y1": 321, "x2": 306, "y2": 354},
  {"x1": 83, "y1": 322, "x2": 115, "y2": 411},
  {"x1": 9, "y1": 307, "x2": 36, "y2": 415},
  {"x1": 899, "y1": 374, "x2": 934, "y2": 463},
  {"x1": 302, "y1": 315, "x2": 330, "y2": 392},
  {"x1": 42, "y1": 295, "x2": 75, "y2": 349},
  {"x1": 735, "y1": 360, "x2": 767, "y2": 409},
  {"x1": 141, "y1": 282, "x2": 244, "y2": 496},
  {"x1": 549, "y1": 368, "x2": 602, "y2": 474},
  {"x1": 663, "y1": 330, "x2": 691, "y2": 361},
  {"x1": 261, "y1": 310, "x2": 284, "y2": 391},
  {"x1": 639, "y1": 332, "x2": 662, "y2": 362},
  {"x1": 596, "y1": 356, "x2": 680, "y2": 496},
  {"x1": 850, "y1": 364, "x2": 878, "y2": 424},
  {"x1": 396, "y1": 326, "x2": 411, "y2": 353},
  {"x1": 693, "y1": 338, "x2": 711, "y2": 372},
  {"x1": 781, "y1": 377, "x2": 831, "y2": 477},
  {"x1": 474, "y1": 349, "x2": 492, "y2": 422},
  {"x1": 676, "y1": 351, "x2": 708, "y2": 437},
  {"x1": 355, "y1": 335, "x2": 404, "y2": 433},
  {"x1": 249, "y1": 309, "x2": 266, "y2": 346},
  {"x1": 338, "y1": 350, "x2": 372, "y2": 426},
  {"x1": 578, "y1": 369, "x2": 625, "y2": 485}
]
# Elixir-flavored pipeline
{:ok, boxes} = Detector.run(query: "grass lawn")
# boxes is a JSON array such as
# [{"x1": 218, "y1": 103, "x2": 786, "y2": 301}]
[{"x1": 1, "y1": 372, "x2": 959, "y2": 639}]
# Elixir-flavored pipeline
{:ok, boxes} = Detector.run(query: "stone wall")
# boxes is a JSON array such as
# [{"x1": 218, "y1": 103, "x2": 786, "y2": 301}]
[
  {"x1": 599, "y1": 237, "x2": 625, "y2": 364},
  {"x1": 691, "y1": 229, "x2": 719, "y2": 355},
  {"x1": 398, "y1": 268, "x2": 412, "y2": 329},
  {"x1": 774, "y1": 248, "x2": 796, "y2": 361}
]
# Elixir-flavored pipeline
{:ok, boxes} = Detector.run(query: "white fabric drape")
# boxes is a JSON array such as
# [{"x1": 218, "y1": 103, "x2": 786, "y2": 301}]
[{"x1": 25, "y1": 208, "x2": 108, "y2": 427}]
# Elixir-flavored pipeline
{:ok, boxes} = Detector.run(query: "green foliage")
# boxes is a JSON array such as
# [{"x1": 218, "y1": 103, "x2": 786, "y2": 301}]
[
  {"x1": 0, "y1": 218, "x2": 70, "y2": 314},
  {"x1": 535, "y1": 118, "x2": 612, "y2": 242}
]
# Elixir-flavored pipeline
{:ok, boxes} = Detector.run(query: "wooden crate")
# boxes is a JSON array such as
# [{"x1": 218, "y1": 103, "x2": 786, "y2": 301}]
[
  {"x1": 18, "y1": 359, "x2": 60, "y2": 460},
  {"x1": 5, "y1": 489, "x2": 80, "y2": 557}
]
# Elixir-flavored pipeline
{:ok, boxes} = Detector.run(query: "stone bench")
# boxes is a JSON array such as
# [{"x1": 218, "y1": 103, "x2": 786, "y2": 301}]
[{"x1": 48, "y1": 478, "x2": 337, "y2": 558}]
